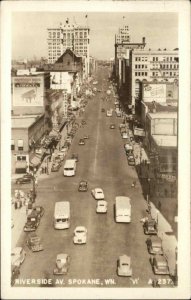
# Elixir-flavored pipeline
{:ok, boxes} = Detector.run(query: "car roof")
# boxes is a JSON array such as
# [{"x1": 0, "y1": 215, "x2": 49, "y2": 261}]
[
  {"x1": 154, "y1": 255, "x2": 167, "y2": 265},
  {"x1": 119, "y1": 255, "x2": 131, "y2": 263},
  {"x1": 75, "y1": 226, "x2": 86, "y2": 231},
  {"x1": 97, "y1": 200, "x2": 107, "y2": 205},
  {"x1": 95, "y1": 188, "x2": 103, "y2": 192},
  {"x1": 149, "y1": 236, "x2": 162, "y2": 243},
  {"x1": 57, "y1": 253, "x2": 68, "y2": 260},
  {"x1": 80, "y1": 180, "x2": 87, "y2": 184}
]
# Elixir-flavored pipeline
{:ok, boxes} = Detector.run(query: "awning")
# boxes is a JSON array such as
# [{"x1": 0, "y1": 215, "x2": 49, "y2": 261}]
[{"x1": 30, "y1": 154, "x2": 41, "y2": 167}]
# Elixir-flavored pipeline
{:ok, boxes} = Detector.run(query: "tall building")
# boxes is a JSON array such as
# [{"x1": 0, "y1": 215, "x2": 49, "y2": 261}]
[
  {"x1": 47, "y1": 19, "x2": 90, "y2": 74},
  {"x1": 116, "y1": 25, "x2": 130, "y2": 43}
]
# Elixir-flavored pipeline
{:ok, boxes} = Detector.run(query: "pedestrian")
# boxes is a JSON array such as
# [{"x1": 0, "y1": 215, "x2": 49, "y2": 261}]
[
  {"x1": 44, "y1": 166, "x2": 47, "y2": 174},
  {"x1": 131, "y1": 181, "x2": 136, "y2": 188}
]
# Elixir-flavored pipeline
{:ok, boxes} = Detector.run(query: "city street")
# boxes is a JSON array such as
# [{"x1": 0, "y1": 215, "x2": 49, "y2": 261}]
[{"x1": 12, "y1": 68, "x2": 173, "y2": 288}]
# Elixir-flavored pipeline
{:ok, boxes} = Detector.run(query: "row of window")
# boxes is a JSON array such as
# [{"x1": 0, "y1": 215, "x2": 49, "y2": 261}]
[
  {"x1": 11, "y1": 140, "x2": 23, "y2": 151},
  {"x1": 135, "y1": 64, "x2": 148, "y2": 69},
  {"x1": 152, "y1": 71, "x2": 178, "y2": 76},
  {"x1": 135, "y1": 56, "x2": 179, "y2": 62},
  {"x1": 135, "y1": 72, "x2": 148, "y2": 76}
]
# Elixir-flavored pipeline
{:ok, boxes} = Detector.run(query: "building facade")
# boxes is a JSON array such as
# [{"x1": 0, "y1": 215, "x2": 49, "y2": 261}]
[{"x1": 47, "y1": 19, "x2": 90, "y2": 75}]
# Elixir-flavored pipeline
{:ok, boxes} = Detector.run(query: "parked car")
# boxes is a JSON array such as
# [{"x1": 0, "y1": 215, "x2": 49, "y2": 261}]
[
  {"x1": 122, "y1": 132, "x2": 128, "y2": 139},
  {"x1": 91, "y1": 188, "x2": 105, "y2": 200},
  {"x1": 150, "y1": 254, "x2": 170, "y2": 275},
  {"x1": 81, "y1": 120, "x2": 86, "y2": 125},
  {"x1": 71, "y1": 153, "x2": 79, "y2": 162},
  {"x1": 11, "y1": 265, "x2": 20, "y2": 286},
  {"x1": 60, "y1": 144, "x2": 69, "y2": 153},
  {"x1": 146, "y1": 236, "x2": 163, "y2": 255},
  {"x1": 106, "y1": 110, "x2": 112, "y2": 117},
  {"x1": 73, "y1": 226, "x2": 87, "y2": 244},
  {"x1": 32, "y1": 206, "x2": 44, "y2": 218},
  {"x1": 26, "y1": 233, "x2": 43, "y2": 252},
  {"x1": 78, "y1": 180, "x2": 88, "y2": 192},
  {"x1": 24, "y1": 211, "x2": 40, "y2": 232},
  {"x1": 110, "y1": 124, "x2": 115, "y2": 129},
  {"x1": 96, "y1": 200, "x2": 108, "y2": 213},
  {"x1": 66, "y1": 136, "x2": 72, "y2": 144},
  {"x1": 128, "y1": 156, "x2": 135, "y2": 166},
  {"x1": 143, "y1": 217, "x2": 158, "y2": 235},
  {"x1": 79, "y1": 139, "x2": 85, "y2": 145},
  {"x1": 53, "y1": 253, "x2": 70, "y2": 275},
  {"x1": 35, "y1": 148, "x2": 43, "y2": 154},
  {"x1": 51, "y1": 163, "x2": 61, "y2": 172},
  {"x1": 16, "y1": 176, "x2": 31, "y2": 185},
  {"x1": 11, "y1": 247, "x2": 26, "y2": 267},
  {"x1": 56, "y1": 152, "x2": 65, "y2": 161},
  {"x1": 101, "y1": 108, "x2": 105, "y2": 112},
  {"x1": 117, "y1": 255, "x2": 132, "y2": 277}
]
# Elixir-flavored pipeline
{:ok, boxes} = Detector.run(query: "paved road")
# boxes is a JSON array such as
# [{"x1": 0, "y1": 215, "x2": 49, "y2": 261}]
[{"x1": 12, "y1": 68, "x2": 172, "y2": 288}]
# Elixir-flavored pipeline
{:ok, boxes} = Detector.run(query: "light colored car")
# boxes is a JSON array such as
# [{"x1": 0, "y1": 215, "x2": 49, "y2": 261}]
[
  {"x1": 146, "y1": 236, "x2": 163, "y2": 255},
  {"x1": 151, "y1": 254, "x2": 170, "y2": 275},
  {"x1": 122, "y1": 132, "x2": 128, "y2": 139},
  {"x1": 91, "y1": 188, "x2": 105, "y2": 200},
  {"x1": 53, "y1": 253, "x2": 70, "y2": 275},
  {"x1": 106, "y1": 110, "x2": 112, "y2": 117},
  {"x1": 117, "y1": 255, "x2": 132, "y2": 277},
  {"x1": 96, "y1": 200, "x2": 108, "y2": 213},
  {"x1": 73, "y1": 226, "x2": 87, "y2": 244},
  {"x1": 11, "y1": 247, "x2": 26, "y2": 267}
]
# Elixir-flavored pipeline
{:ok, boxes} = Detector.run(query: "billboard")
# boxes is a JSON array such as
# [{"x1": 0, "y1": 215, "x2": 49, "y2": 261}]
[
  {"x1": 13, "y1": 76, "x2": 44, "y2": 107},
  {"x1": 143, "y1": 83, "x2": 166, "y2": 103}
]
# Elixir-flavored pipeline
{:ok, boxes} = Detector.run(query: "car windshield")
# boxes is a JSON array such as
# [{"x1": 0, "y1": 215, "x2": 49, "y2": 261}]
[
  {"x1": 97, "y1": 191, "x2": 102, "y2": 194},
  {"x1": 122, "y1": 263, "x2": 129, "y2": 266},
  {"x1": 77, "y1": 230, "x2": 85, "y2": 233}
]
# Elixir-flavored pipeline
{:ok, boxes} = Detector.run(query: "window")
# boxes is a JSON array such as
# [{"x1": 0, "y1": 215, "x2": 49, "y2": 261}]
[
  {"x1": 135, "y1": 72, "x2": 137, "y2": 76},
  {"x1": 18, "y1": 140, "x2": 24, "y2": 151},
  {"x1": 11, "y1": 139, "x2": 15, "y2": 150},
  {"x1": 145, "y1": 72, "x2": 148, "y2": 76}
]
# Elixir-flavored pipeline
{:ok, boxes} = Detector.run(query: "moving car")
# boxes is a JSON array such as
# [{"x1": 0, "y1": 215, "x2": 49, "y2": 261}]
[
  {"x1": 78, "y1": 180, "x2": 88, "y2": 192},
  {"x1": 79, "y1": 139, "x2": 85, "y2": 145},
  {"x1": 110, "y1": 124, "x2": 115, "y2": 129},
  {"x1": 146, "y1": 236, "x2": 163, "y2": 255},
  {"x1": 11, "y1": 265, "x2": 20, "y2": 286},
  {"x1": 122, "y1": 132, "x2": 128, "y2": 139},
  {"x1": 32, "y1": 206, "x2": 44, "y2": 218},
  {"x1": 71, "y1": 153, "x2": 79, "y2": 162},
  {"x1": 84, "y1": 135, "x2": 89, "y2": 139},
  {"x1": 143, "y1": 217, "x2": 158, "y2": 235},
  {"x1": 73, "y1": 226, "x2": 87, "y2": 244},
  {"x1": 26, "y1": 233, "x2": 43, "y2": 252},
  {"x1": 91, "y1": 188, "x2": 105, "y2": 200},
  {"x1": 96, "y1": 200, "x2": 108, "y2": 213},
  {"x1": 150, "y1": 254, "x2": 170, "y2": 275},
  {"x1": 53, "y1": 254, "x2": 70, "y2": 275},
  {"x1": 106, "y1": 110, "x2": 112, "y2": 117},
  {"x1": 117, "y1": 255, "x2": 132, "y2": 277},
  {"x1": 11, "y1": 247, "x2": 26, "y2": 267},
  {"x1": 127, "y1": 156, "x2": 135, "y2": 166}
]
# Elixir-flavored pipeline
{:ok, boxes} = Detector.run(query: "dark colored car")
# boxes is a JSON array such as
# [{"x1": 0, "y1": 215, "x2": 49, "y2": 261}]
[
  {"x1": 51, "y1": 163, "x2": 60, "y2": 172},
  {"x1": 101, "y1": 108, "x2": 105, "y2": 112},
  {"x1": 81, "y1": 120, "x2": 86, "y2": 125},
  {"x1": 143, "y1": 217, "x2": 158, "y2": 235},
  {"x1": 32, "y1": 206, "x2": 44, "y2": 218},
  {"x1": 11, "y1": 265, "x2": 20, "y2": 286},
  {"x1": 26, "y1": 233, "x2": 43, "y2": 252},
  {"x1": 16, "y1": 176, "x2": 32, "y2": 185},
  {"x1": 24, "y1": 211, "x2": 40, "y2": 232},
  {"x1": 71, "y1": 153, "x2": 79, "y2": 162},
  {"x1": 79, "y1": 139, "x2": 85, "y2": 145},
  {"x1": 78, "y1": 180, "x2": 88, "y2": 192}
]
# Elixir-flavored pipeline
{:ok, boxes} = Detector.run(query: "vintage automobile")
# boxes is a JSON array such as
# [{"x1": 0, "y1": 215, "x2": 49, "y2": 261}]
[
  {"x1": 53, "y1": 253, "x2": 70, "y2": 275},
  {"x1": 143, "y1": 216, "x2": 158, "y2": 235},
  {"x1": 79, "y1": 139, "x2": 85, "y2": 145},
  {"x1": 11, "y1": 247, "x2": 26, "y2": 267},
  {"x1": 16, "y1": 176, "x2": 32, "y2": 185},
  {"x1": 146, "y1": 236, "x2": 163, "y2": 255},
  {"x1": 78, "y1": 180, "x2": 88, "y2": 192},
  {"x1": 26, "y1": 233, "x2": 43, "y2": 252},
  {"x1": 32, "y1": 206, "x2": 44, "y2": 218},
  {"x1": 24, "y1": 211, "x2": 40, "y2": 232},
  {"x1": 96, "y1": 200, "x2": 108, "y2": 213},
  {"x1": 91, "y1": 188, "x2": 105, "y2": 200},
  {"x1": 51, "y1": 163, "x2": 61, "y2": 172},
  {"x1": 150, "y1": 254, "x2": 170, "y2": 275},
  {"x1": 11, "y1": 265, "x2": 20, "y2": 286},
  {"x1": 73, "y1": 226, "x2": 87, "y2": 244},
  {"x1": 117, "y1": 255, "x2": 132, "y2": 277},
  {"x1": 128, "y1": 155, "x2": 135, "y2": 166},
  {"x1": 101, "y1": 108, "x2": 105, "y2": 113},
  {"x1": 83, "y1": 135, "x2": 89, "y2": 139},
  {"x1": 110, "y1": 124, "x2": 115, "y2": 129},
  {"x1": 71, "y1": 153, "x2": 79, "y2": 162}
]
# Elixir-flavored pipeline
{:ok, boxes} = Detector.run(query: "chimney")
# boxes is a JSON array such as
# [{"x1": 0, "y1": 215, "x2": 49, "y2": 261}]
[
  {"x1": 142, "y1": 37, "x2": 146, "y2": 44},
  {"x1": 152, "y1": 100, "x2": 156, "y2": 113}
]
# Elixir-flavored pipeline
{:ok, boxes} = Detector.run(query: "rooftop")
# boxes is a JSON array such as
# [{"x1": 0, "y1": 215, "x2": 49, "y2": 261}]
[
  {"x1": 12, "y1": 115, "x2": 43, "y2": 129},
  {"x1": 152, "y1": 135, "x2": 177, "y2": 147}
]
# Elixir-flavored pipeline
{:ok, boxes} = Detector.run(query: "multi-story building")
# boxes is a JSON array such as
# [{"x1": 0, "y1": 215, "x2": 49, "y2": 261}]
[
  {"x1": 116, "y1": 25, "x2": 130, "y2": 43},
  {"x1": 47, "y1": 19, "x2": 90, "y2": 75},
  {"x1": 130, "y1": 48, "x2": 179, "y2": 109}
]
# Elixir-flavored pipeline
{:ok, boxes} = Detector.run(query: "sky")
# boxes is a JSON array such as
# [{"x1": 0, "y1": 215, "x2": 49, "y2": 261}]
[{"x1": 12, "y1": 11, "x2": 178, "y2": 60}]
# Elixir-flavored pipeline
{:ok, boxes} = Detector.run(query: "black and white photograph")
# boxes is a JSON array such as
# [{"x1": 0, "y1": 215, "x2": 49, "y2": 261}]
[{"x1": 1, "y1": 0, "x2": 190, "y2": 299}]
